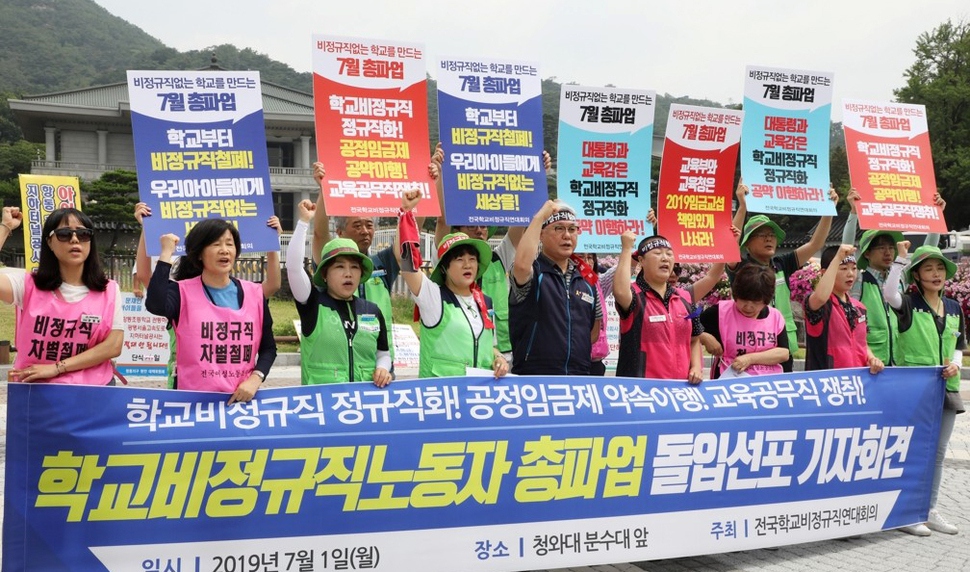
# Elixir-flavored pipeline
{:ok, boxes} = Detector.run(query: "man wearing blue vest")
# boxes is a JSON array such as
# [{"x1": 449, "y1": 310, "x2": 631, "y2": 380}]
[{"x1": 509, "y1": 200, "x2": 601, "y2": 375}]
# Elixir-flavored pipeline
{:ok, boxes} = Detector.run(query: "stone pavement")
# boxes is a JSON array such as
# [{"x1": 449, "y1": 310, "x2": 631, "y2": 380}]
[{"x1": 2, "y1": 367, "x2": 969, "y2": 571}]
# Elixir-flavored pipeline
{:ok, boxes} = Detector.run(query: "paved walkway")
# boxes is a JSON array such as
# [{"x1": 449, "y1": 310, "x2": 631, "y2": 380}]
[{"x1": 2, "y1": 369, "x2": 969, "y2": 571}]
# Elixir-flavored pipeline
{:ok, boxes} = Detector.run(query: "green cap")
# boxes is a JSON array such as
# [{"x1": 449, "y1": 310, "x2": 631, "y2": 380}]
[
  {"x1": 431, "y1": 232, "x2": 492, "y2": 285},
  {"x1": 857, "y1": 229, "x2": 904, "y2": 270},
  {"x1": 741, "y1": 215, "x2": 785, "y2": 250},
  {"x1": 906, "y1": 245, "x2": 957, "y2": 284},
  {"x1": 312, "y1": 238, "x2": 374, "y2": 288}
]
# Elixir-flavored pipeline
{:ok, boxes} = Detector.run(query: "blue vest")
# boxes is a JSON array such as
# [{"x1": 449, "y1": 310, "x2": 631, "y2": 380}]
[{"x1": 509, "y1": 256, "x2": 597, "y2": 375}]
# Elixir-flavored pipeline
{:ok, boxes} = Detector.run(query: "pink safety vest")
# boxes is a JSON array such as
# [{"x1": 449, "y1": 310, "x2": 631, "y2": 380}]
[
  {"x1": 13, "y1": 274, "x2": 117, "y2": 385},
  {"x1": 591, "y1": 279, "x2": 609, "y2": 361},
  {"x1": 808, "y1": 294, "x2": 870, "y2": 369},
  {"x1": 625, "y1": 283, "x2": 692, "y2": 379},
  {"x1": 716, "y1": 300, "x2": 785, "y2": 377},
  {"x1": 175, "y1": 277, "x2": 263, "y2": 393}
]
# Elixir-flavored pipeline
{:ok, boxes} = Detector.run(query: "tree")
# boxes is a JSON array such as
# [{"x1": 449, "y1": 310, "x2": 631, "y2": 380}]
[
  {"x1": 81, "y1": 169, "x2": 139, "y2": 225},
  {"x1": 895, "y1": 19, "x2": 970, "y2": 231}
]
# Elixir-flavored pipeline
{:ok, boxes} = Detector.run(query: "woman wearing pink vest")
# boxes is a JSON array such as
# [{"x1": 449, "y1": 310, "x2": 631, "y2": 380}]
[
  {"x1": 805, "y1": 244, "x2": 884, "y2": 373},
  {"x1": 614, "y1": 232, "x2": 703, "y2": 382},
  {"x1": 699, "y1": 264, "x2": 790, "y2": 378},
  {"x1": 145, "y1": 219, "x2": 276, "y2": 403},
  {"x1": 2, "y1": 207, "x2": 123, "y2": 384}
]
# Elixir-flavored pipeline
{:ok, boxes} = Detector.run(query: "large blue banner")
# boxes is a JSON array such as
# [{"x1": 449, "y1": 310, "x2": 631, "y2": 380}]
[
  {"x1": 3, "y1": 368, "x2": 942, "y2": 571},
  {"x1": 436, "y1": 57, "x2": 547, "y2": 226},
  {"x1": 127, "y1": 70, "x2": 280, "y2": 256}
]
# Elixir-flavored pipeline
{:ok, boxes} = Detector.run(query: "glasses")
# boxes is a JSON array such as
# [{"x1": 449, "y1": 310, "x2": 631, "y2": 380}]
[
  {"x1": 548, "y1": 225, "x2": 580, "y2": 236},
  {"x1": 50, "y1": 228, "x2": 94, "y2": 243},
  {"x1": 751, "y1": 232, "x2": 775, "y2": 240}
]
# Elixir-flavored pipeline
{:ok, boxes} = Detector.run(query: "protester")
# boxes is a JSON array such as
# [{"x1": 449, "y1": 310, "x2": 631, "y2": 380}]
[
  {"x1": 146, "y1": 219, "x2": 276, "y2": 403},
  {"x1": 287, "y1": 200, "x2": 391, "y2": 386},
  {"x1": 577, "y1": 252, "x2": 610, "y2": 376},
  {"x1": 134, "y1": 202, "x2": 281, "y2": 386},
  {"x1": 699, "y1": 264, "x2": 789, "y2": 378},
  {"x1": 510, "y1": 200, "x2": 600, "y2": 375},
  {"x1": 398, "y1": 190, "x2": 508, "y2": 378},
  {"x1": 2, "y1": 207, "x2": 124, "y2": 384},
  {"x1": 312, "y1": 163, "x2": 407, "y2": 368},
  {"x1": 731, "y1": 182, "x2": 839, "y2": 371},
  {"x1": 804, "y1": 244, "x2": 883, "y2": 373},
  {"x1": 841, "y1": 189, "x2": 945, "y2": 364},
  {"x1": 430, "y1": 143, "x2": 552, "y2": 360},
  {"x1": 884, "y1": 240, "x2": 965, "y2": 537},
  {"x1": 614, "y1": 231, "x2": 703, "y2": 382}
]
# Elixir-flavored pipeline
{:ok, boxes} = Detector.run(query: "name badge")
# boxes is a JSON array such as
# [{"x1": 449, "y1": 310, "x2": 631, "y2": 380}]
[
  {"x1": 372, "y1": 269, "x2": 387, "y2": 278},
  {"x1": 579, "y1": 292, "x2": 594, "y2": 304},
  {"x1": 775, "y1": 277, "x2": 785, "y2": 285},
  {"x1": 81, "y1": 314, "x2": 101, "y2": 324},
  {"x1": 359, "y1": 314, "x2": 380, "y2": 332},
  {"x1": 648, "y1": 314, "x2": 667, "y2": 323}
]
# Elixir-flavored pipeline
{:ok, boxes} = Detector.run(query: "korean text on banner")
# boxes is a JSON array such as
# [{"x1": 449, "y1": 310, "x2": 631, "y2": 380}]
[
  {"x1": 3, "y1": 368, "x2": 942, "y2": 572},
  {"x1": 658, "y1": 104, "x2": 743, "y2": 263},
  {"x1": 312, "y1": 36, "x2": 436, "y2": 217},
  {"x1": 18, "y1": 174, "x2": 80, "y2": 272},
  {"x1": 437, "y1": 57, "x2": 547, "y2": 226},
  {"x1": 557, "y1": 86, "x2": 655, "y2": 252},
  {"x1": 842, "y1": 99, "x2": 945, "y2": 234},
  {"x1": 740, "y1": 66, "x2": 835, "y2": 217},
  {"x1": 127, "y1": 70, "x2": 280, "y2": 256}
]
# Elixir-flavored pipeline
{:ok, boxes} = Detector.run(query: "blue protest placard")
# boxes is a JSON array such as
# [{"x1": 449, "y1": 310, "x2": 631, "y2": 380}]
[
  {"x1": 740, "y1": 66, "x2": 835, "y2": 216},
  {"x1": 557, "y1": 86, "x2": 656, "y2": 252},
  {"x1": 436, "y1": 58, "x2": 547, "y2": 226},
  {"x1": 127, "y1": 71, "x2": 280, "y2": 256}
]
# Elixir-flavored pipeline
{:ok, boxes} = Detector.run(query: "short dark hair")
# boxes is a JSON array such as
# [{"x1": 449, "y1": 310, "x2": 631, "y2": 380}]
[
  {"x1": 440, "y1": 244, "x2": 480, "y2": 270},
  {"x1": 35, "y1": 208, "x2": 109, "y2": 292},
  {"x1": 820, "y1": 245, "x2": 848, "y2": 270},
  {"x1": 174, "y1": 219, "x2": 241, "y2": 281},
  {"x1": 732, "y1": 264, "x2": 775, "y2": 305}
]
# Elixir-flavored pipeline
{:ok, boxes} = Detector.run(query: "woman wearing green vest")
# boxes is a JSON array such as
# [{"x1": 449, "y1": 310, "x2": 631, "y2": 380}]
[
  {"x1": 399, "y1": 191, "x2": 509, "y2": 379},
  {"x1": 287, "y1": 200, "x2": 391, "y2": 386},
  {"x1": 884, "y1": 241, "x2": 965, "y2": 537}
]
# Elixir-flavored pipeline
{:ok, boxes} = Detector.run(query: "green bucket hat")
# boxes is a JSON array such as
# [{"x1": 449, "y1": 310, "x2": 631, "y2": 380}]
[
  {"x1": 312, "y1": 238, "x2": 374, "y2": 288},
  {"x1": 857, "y1": 229, "x2": 904, "y2": 270},
  {"x1": 431, "y1": 232, "x2": 492, "y2": 285},
  {"x1": 741, "y1": 215, "x2": 786, "y2": 250},
  {"x1": 906, "y1": 245, "x2": 957, "y2": 284}
]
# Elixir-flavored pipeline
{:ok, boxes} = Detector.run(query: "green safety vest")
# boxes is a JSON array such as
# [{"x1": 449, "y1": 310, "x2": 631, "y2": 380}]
[
  {"x1": 362, "y1": 274, "x2": 394, "y2": 361},
  {"x1": 479, "y1": 253, "x2": 511, "y2": 353},
  {"x1": 301, "y1": 298, "x2": 380, "y2": 384},
  {"x1": 859, "y1": 273, "x2": 898, "y2": 365},
  {"x1": 897, "y1": 304, "x2": 962, "y2": 392},
  {"x1": 419, "y1": 288, "x2": 494, "y2": 378}
]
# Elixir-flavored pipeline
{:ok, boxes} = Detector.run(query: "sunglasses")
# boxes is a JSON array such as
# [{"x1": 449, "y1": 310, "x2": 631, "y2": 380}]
[{"x1": 49, "y1": 228, "x2": 94, "y2": 243}]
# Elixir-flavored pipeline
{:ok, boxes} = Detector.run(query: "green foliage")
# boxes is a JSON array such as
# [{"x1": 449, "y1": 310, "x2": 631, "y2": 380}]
[
  {"x1": 0, "y1": 178, "x2": 21, "y2": 210},
  {"x1": 0, "y1": 139, "x2": 41, "y2": 180},
  {"x1": 895, "y1": 19, "x2": 970, "y2": 231},
  {"x1": 0, "y1": 0, "x2": 165, "y2": 93},
  {"x1": 0, "y1": 94, "x2": 24, "y2": 143},
  {"x1": 81, "y1": 169, "x2": 139, "y2": 224}
]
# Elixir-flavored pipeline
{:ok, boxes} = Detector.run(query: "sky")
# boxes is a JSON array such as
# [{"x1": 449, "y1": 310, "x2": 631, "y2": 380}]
[{"x1": 91, "y1": 0, "x2": 968, "y2": 120}]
